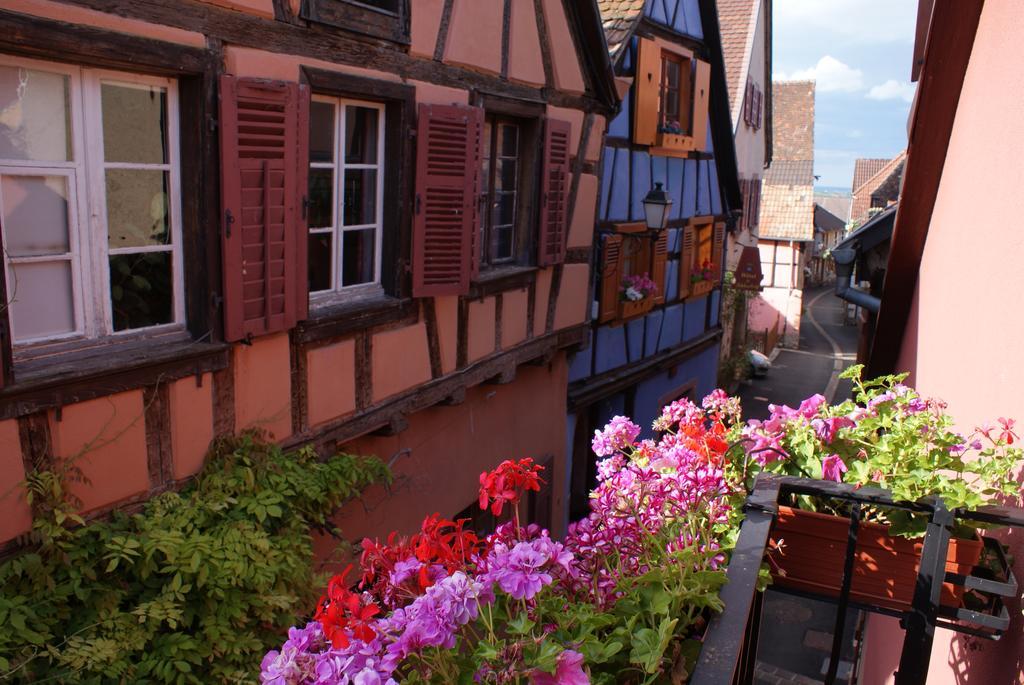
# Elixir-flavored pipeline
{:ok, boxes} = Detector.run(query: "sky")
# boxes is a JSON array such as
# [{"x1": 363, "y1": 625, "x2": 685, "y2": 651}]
[{"x1": 772, "y1": 0, "x2": 919, "y2": 190}]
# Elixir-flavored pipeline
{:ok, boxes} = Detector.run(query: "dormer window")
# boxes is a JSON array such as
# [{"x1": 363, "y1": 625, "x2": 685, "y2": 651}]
[
  {"x1": 634, "y1": 38, "x2": 710, "y2": 156},
  {"x1": 659, "y1": 51, "x2": 690, "y2": 135}
]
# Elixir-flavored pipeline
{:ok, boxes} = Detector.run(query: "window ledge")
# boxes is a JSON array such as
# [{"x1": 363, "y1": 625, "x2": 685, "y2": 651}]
[
  {"x1": 295, "y1": 295, "x2": 418, "y2": 344},
  {"x1": 0, "y1": 333, "x2": 229, "y2": 421},
  {"x1": 469, "y1": 266, "x2": 538, "y2": 299}
]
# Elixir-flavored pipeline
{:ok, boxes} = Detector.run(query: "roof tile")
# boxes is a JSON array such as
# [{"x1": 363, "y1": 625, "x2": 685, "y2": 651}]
[
  {"x1": 772, "y1": 80, "x2": 815, "y2": 161},
  {"x1": 851, "y1": 158, "x2": 889, "y2": 193},
  {"x1": 596, "y1": 0, "x2": 647, "y2": 59},
  {"x1": 759, "y1": 182, "x2": 815, "y2": 242},
  {"x1": 717, "y1": 0, "x2": 759, "y2": 118}
]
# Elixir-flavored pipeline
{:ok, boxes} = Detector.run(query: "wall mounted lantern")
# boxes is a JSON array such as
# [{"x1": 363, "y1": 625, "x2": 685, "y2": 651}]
[{"x1": 642, "y1": 182, "x2": 673, "y2": 231}]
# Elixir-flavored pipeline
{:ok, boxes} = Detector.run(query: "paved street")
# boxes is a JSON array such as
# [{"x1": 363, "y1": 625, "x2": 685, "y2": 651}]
[
  {"x1": 740, "y1": 286, "x2": 863, "y2": 684},
  {"x1": 739, "y1": 286, "x2": 859, "y2": 421}
]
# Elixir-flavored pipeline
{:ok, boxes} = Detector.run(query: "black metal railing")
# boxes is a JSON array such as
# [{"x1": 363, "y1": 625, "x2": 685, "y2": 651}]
[{"x1": 690, "y1": 475, "x2": 1023, "y2": 685}]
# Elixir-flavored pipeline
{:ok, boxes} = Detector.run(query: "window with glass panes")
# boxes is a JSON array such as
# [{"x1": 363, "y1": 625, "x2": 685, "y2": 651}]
[
  {"x1": 480, "y1": 117, "x2": 522, "y2": 266},
  {"x1": 0, "y1": 56, "x2": 183, "y2": 345},
  {"x1": 307, "y1": 96, "x2": 384, "y2": 297},
  {"x1": 659, "y1": 51, "x2": 690, "y2": 134}
]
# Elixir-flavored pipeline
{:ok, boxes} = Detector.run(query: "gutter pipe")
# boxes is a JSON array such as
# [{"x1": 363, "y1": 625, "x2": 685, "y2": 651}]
[{"x1": 832, "y1": 246, "x2": 881, "y2": 313}]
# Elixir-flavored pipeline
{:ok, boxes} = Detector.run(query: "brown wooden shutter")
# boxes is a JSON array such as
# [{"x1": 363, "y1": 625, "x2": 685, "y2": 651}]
[
  {"x1": 538, "y1": 119, "x2": 572, "y2": 267},
  {"x1": 598, "y1": 233, "x2": 623, "y2": 323},
  {"x1": 219, "y1": 75, "x2": 308, "y2": 342},
  {"x1": 651, "y1": 231, "x2": 668, "y2": 305},
  {"x1": 743, "y1": 81, "x2": 753, "y2": 126},
  {"x1": 634, "y1": 38, "x2": 661, "y2": 146},
  {"x1": 294, "y1": 87, "x2": 310, "y2": 322},
  {"x1": 691, "y1": 59, "x2": 712, "y2": 152},
  {"x1": 412, "y1": 103, "x2": 483, "y2": 297},
  {"x1": 712, "y1": 221, "x2": 726, "y2": 282},
  {"x1": 679, "y1": 225, "x2": 695, "y2": 299}
]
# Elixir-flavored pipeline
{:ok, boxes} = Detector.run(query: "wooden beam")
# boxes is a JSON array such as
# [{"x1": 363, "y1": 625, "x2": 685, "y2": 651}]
[
  {"x1": 0, "y1": 341, "x2": 229, "y2": 422},
  {"x1": 500, "y1": 0, "x2": 512, "y2": 79},
  {"x1": 282, "y1": 324, "x2": 587, "y2": 452},
  {"x1": 868, "y1": 0, "x2": 983, "y2": 377},
  {"x1": 212, "y1": 365, "x2": 235, "y2": 437},
  {"x1": 289, "y1": 332, "x2": 309, "y2": 434},
  {"x1": 143, "y1": 383, "x2": 173, "y2": 487},
  {"x1": 532, "y1": 0, "x2": 556, "y2": 89},
  {"x1": 568, "y1": 327, "x2": 722, "y2": 411},
  {"x1": 433, "y1": 0, "x2": 455, "y2": 61}
]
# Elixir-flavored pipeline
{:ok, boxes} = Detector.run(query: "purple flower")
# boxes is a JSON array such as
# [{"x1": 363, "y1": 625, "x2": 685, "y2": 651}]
[
  {"x1": 388, "y1": 556, "x2": 421, "y2": 587},
  {"x1": 904, "y1": 397, "x2": 927, "y2": 414},
  {"x1": 811, "y1": 416, "x2": 856, "y2": 444},
  {"x1": 530, "y1": 649, "x2": 589, "y2": 685},
  {"x1": 260, "y1": 647, "x2": 306, "y2": 685},
  {"x1": 484, "y1": 536, "x2": 572, "y2": 600},
  {"x1": 821, "y1": 454, "x2": 848, "y2": 483}
]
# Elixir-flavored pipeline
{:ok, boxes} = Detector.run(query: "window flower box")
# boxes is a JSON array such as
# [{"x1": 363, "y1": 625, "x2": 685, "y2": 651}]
[
  {"x1": 741, "y1": 367, "x2": 1021, "y2": 613},
  {"x1": 770, "y1": 505, "x2": 983, "y2": 611},
  {"x1": 618, "y1": 296, "x2": 654, "y2": 321},
  {"x1": 689, "y1": 278, "x2": 715, "y2": 299}
]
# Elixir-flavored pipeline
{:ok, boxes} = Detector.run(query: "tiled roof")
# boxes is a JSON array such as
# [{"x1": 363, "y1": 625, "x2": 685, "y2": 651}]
[
  {"x1": 814, "y1": 204, "x2": 846, "y2": 233},
  {"x1": 852, "y1": 158, "x2": 889, "y2": 194},
  {"x1": 759, "y1": 182, "x2": 815, "y2": 242},
  {"x1": 717, "y1": 0, "x2": 759, "y2": 122},
  {"x1": 772, "y1": 81, "x2": 815, "y2": 161},
  {"x1": 851, "y1": 151, "x2": 906, "y2": 223},
  {"x1": 596, "y1": 0, "x2": 646, "y2": 60},
  {"x1": 764, "y1": 160, "x2": 814, "y2": 186},
  {"x1": 814, "y1": 191, "x2": 853, "y2": 223}
]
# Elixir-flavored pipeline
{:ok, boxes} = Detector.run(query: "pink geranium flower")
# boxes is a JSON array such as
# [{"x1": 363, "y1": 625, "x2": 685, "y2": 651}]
[
  {"x1": 531, "y1": 649, "x2": 589, "y2": 685},
  {"x1": 821, "y1": 454, "x2": 848, "y2": 483}
]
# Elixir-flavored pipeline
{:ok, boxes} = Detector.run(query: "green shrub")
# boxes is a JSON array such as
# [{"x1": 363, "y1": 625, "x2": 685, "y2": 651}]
[{"x1": 0, "y1": 434, "x2": 389, "y2": 683}]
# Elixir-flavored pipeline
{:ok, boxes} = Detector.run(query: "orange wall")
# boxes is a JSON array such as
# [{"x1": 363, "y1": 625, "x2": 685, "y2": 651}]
[
  {"x1": 0, "y1": 0, "x2": 605, "y2": 544},
  {"x1": 315, "y1": 354, "x2": 570, "y2": 569}
]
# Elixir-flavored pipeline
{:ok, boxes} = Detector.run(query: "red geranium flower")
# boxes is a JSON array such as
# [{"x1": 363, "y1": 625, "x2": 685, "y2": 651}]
[
  {"x1": 478, "y1": 458, "x2": 544, "y2": 517},
  {"x1": 314, "y1": 565, "x2": 381, "y2": 648}
]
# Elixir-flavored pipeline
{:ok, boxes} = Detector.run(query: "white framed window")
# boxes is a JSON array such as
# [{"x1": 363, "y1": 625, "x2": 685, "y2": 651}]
[
  {"x1": 0, "y1": 55, "x2": 184, "y2": 346},
  {"x1": 307, "y1": 95, "x2": 384, "y2": 302}
]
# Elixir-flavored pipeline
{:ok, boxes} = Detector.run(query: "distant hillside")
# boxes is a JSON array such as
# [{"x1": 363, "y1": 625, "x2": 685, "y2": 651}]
[{"x1": 813, "y1": 186, "x2": 852, "y2": 197}]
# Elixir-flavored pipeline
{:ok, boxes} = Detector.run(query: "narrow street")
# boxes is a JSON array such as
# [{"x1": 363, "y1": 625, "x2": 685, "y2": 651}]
[
  {"x1": 741, "y1": 286, "x2": 863, "y2": 684},
  {"x1": 739, "y1": 286, "x2": 859, "y2": 420}
]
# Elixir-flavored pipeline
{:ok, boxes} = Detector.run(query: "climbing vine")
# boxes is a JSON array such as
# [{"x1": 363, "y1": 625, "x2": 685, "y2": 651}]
[{"x1": 0, "y1": 434, "x2": 389, "y2": 683}]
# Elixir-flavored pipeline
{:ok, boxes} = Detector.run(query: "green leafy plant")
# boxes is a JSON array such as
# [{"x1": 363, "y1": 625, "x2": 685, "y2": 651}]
[
  {"x1": 739, "y1": 366, "x2": 1022, "y2": 537},
  {"x1": 0, "y1": 433, "x2": 389, "y2": 683}
]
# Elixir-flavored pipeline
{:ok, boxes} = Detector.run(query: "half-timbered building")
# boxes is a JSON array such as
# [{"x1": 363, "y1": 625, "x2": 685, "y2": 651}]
[
  {"x1": 717, "y1": 0, "x2": 771, "y2": 372},
  {"x1": 566, "y1": 0, "x2": 741, "y2": 519},
  {"x1": 0, "y1": 0, "x2": 618, "y2": 550}
]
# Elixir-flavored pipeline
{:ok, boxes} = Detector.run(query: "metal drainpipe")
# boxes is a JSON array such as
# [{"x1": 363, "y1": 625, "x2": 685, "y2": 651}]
[{"x1": 831, "y1": 246, "x2": 881, "y2": 313}]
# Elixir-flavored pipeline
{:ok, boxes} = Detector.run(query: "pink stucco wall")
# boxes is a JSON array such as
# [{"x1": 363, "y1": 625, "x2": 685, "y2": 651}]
[
  {"x1": 872, "y1": 1, "x2": 1024, "y2": 682},
  {"x1": 443, "y1": 0, "x2": 503, "y2": 75},
  {"x1": 748, "y1": 286, "x2": 802, "y2": 349}
]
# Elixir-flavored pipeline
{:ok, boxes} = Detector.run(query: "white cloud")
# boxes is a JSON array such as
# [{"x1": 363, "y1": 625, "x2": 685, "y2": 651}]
[
  {"x1": 779, "y1": 56, "x2": 864, "y2": 93},
  {"x1": 866, "y1": 79, "x2": 917, "y2": 102},
  {"x1": 775, "y1": 0, "x2": 917, "y2": 45}
]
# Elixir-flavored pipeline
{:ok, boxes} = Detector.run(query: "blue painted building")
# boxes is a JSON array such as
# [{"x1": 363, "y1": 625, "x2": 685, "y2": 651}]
[{"x1": 566, "y1": 0, "x2": 742, "y2": 519}]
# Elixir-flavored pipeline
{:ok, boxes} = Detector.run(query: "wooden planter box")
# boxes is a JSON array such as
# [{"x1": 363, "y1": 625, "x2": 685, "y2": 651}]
[
  {"x1": 689, "y1": 279, "x2": 714, "y2": 299},
  {"x1": 770, "y1": 506, "x2": 984, "y2": 611},
  {"x1": 619, "y1": 297, "x2": 654, "y2": 321}
]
